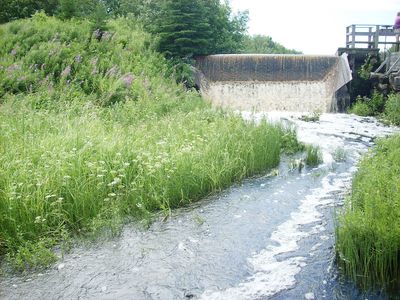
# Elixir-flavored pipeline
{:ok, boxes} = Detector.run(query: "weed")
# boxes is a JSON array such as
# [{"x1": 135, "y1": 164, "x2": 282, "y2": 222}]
[
  {"x1": 304, "y1": 145, "x2": 322, "y2": 167},
  {"x1": 333, "y1": 147, "x2": 347, "y2": 162},
  {"x1": 299, "y1": 111, "x2": 321, "y2": 122}
]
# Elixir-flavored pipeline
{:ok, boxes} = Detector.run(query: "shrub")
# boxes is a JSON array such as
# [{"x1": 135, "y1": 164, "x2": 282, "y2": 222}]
[
  {"x1": 349, "y1": 91, "x2": 385, "y2": 117},
  {"x1": 384, "y1": 93, "x2": 400, "y2": 125},
  {"x1": 349, "y1": 98, "x2": 373, "y2": 116}
]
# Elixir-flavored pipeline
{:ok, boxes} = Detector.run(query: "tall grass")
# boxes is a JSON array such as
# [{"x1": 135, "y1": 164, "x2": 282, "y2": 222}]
[
  {"x1": 384, "y1": 93, "x2": 400, "y2": 125},
  {"x1": 336, "y1": 134, "x2": 400, "y2": 290},
  {"x1": 0, "y1": 14, "x2": 296, "y2": 270}
]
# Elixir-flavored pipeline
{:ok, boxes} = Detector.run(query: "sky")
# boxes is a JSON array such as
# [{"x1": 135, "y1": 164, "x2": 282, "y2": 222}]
[{"x1": 229, "y1": 0, "x2": 400, "y2": 55}]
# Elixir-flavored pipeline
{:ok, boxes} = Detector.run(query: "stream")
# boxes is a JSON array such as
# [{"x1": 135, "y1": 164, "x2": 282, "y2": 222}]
[{"x1": 0, "y1": 113, "x2": 397, "y2": 300}]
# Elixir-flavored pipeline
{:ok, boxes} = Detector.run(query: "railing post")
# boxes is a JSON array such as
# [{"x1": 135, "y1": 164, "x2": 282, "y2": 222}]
[
  {"x1": 374, "y1": 25, "x2": 379, "y2": 48},
  {"x1": 351, "y1": 25, "x2": 356, "y2": 48}
]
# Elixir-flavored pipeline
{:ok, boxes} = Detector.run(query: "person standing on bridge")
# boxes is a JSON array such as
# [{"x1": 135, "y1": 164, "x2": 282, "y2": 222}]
[{"x1": 394, "y1": 12, "x2": 400, "y2": 51}]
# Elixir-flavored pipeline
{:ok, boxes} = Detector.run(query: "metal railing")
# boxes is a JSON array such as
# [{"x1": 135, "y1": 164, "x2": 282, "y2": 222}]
[{"x1": 346, "y1": 24, "x2": 398, "y2": 49}]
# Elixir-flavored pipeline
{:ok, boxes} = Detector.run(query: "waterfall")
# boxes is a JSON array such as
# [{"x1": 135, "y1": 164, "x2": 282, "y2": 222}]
[{"x1": 195, "y1": 54, "x2": 352, "y2": 113}]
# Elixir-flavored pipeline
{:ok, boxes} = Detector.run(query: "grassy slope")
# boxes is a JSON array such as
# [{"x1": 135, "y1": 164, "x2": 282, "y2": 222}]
[
  {"x1": 0, "y1": 14, "x2": 297, "y2": 270},
  {"x1": 336, "y1": 134, "x2": 400, "y2": 289}
]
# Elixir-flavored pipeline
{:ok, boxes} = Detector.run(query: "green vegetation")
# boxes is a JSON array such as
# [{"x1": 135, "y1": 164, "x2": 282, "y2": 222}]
[
  {"x1": 348, "y1": 91, "x2": 385, "y2": 117},
  {"x1": 383, "y1": 93, "x2": 400, "y2": 125},
  {"x1": 348, "y1": 100, "x2": 373, "y2": 117},
  {"x1": 304, "y1": 145, "x2": 323, "y2": 167},
  {"x1": 242, "y1": 34, "x2": 301, "y2": 54},
  {"x1": 333, "y1": 147, "x2": 347, "y2": 162},
  {"x1": 348, "y1": 91, "x2": 400, "y2": 126},
  {"x1": 0, "y1": 15, "x2": 299, "y2": 270},
  {"x1": 156, "y1": 0, "x2": 248, "y2": 58},
  {"x1": 336, "y1": 134, "x2": 400, "y2": 289},
  {"x1": 299, "y1": 111, "x2": 321, "y2": 122}
]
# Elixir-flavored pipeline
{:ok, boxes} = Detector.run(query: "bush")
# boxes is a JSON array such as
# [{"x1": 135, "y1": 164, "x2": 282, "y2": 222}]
[
  {"x1": 349, "y1": 91, "x2": 385, "y2": 117},
  {"x1": 348, "y1": 98, "x2": 373, "y2": 116},
  {"x1": 384, "y1": 93, "x2": 400, "y2": 125}
]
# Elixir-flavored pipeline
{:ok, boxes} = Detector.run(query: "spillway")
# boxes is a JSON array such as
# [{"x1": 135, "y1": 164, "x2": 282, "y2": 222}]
[{"x1": 195, "y1": 54, "x2": 352, "y2": 113}]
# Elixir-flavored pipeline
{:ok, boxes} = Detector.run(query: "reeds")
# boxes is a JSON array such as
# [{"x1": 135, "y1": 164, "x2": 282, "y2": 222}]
[{"x1": 336, "y1": 134, "x2": 400, "y2": 290}]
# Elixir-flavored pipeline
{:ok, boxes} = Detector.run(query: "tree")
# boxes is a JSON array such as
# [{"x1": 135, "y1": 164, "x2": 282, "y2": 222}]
[
  {"x1": 0, "y1": 0, "x2": 59, "y2": 23},
  {"x1": 242, "y1": 35, "x2": 302, "y2": 54},
  {"x1": 154, "y1": 0, "x2": 248, "y2": 58},
  {"x1": 156, "y1": 0, "x2": 212, "y2": 58},
  {"x1": 204, "y1": 0, "x2": 248, "y2": 54}
]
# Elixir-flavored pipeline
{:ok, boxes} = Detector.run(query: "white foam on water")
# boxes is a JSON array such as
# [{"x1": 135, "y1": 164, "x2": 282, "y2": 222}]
[
  {"x1": 201, "y1": 174, "x2": 348, "y2": 300},
  {"x1": 201, "y1": 112, "x2": 398, "y2": 300}
]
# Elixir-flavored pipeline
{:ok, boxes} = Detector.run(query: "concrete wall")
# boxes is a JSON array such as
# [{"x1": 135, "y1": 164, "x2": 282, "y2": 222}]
[{"x1": 195, "y1": 54, "x2": 351, "y2": 113}]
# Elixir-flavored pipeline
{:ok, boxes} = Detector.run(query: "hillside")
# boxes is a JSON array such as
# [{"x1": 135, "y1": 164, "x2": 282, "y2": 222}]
[{"x1": 0, "y1": 14, "x2": 298, "y2": 270}]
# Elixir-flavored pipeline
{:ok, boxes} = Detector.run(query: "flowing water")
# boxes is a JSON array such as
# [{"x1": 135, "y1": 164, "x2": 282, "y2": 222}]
[{"x1": 0, "y1": 113, "x2": 397, "y2": 300}]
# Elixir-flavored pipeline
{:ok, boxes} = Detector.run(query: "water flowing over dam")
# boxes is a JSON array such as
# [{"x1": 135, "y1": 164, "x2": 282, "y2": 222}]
[{"x1": 195, "y1": 54, "x2": 352, "y2": 113}]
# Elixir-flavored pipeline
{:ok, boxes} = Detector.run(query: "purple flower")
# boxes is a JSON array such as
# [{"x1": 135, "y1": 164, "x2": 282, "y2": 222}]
[
  {"x1": 121, "y1": 73, "x2": 135, "y2": 88},
  {"x1": 6, "y1": 64, "x2": 21, "y2": 74}
]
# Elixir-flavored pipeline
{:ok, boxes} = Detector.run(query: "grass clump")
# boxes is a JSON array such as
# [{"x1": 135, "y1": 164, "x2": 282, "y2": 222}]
[
  {"x1": 336, "y1": 134, "x2": 400, "y2": 290},
  {"x1": 304, "y1": 145, "x2": 322, "y2": 167},
  {"x1": 0, "y1": 15, "x2": 297, "y2": 270}
]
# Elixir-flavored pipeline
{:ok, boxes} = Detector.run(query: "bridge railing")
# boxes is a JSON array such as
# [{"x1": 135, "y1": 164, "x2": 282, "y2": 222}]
[{"x1": 346, "y1": 24, "x2": 398, "y2": 49}]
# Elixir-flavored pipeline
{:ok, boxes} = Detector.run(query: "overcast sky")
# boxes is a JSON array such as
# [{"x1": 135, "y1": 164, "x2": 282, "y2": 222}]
[{"x1": 229, "y1": 0, "x2": 399, "y2": 54}]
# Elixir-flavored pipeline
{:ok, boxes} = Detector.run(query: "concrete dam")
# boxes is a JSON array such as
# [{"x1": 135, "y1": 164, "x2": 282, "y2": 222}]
[{"x1": 195, "y1": 54, "x2": 352, "y2": 113}]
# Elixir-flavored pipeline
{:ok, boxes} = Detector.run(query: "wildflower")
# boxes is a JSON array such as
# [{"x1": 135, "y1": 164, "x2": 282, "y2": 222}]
[
  {"x1": 101, "y1": 31, "x2": 112, "y2": 41},
  {"x1": 61, "y1": 65, "x2": 71, "y2": 77},
  {"x1": 105, "y1": 66, "x2": 118, "y2": 77},
  {"x1": 34, "y1": 216, "x2": 46, "y2": 224},
  {"x1": 108, "y1": 177, "x2": 121, "y2": 186},
  {"x1": 121, "y1": 73, "x2": 135, "y2": 88},
  {"x1": 92, "y1": 29, "x2": 101, "y2": 39},
  {"x1": 6, "y1": 64, "x2": 21, "y2": 74},
  {"x1": 90, "y1": 57, "x2": 98, "y2": 66},
  {"x1": 75, "y1": 54, "x2": 82, "y2": 63},
  {"x1": 10, "y1": 49, "x2": 17, "y2": 56}
]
